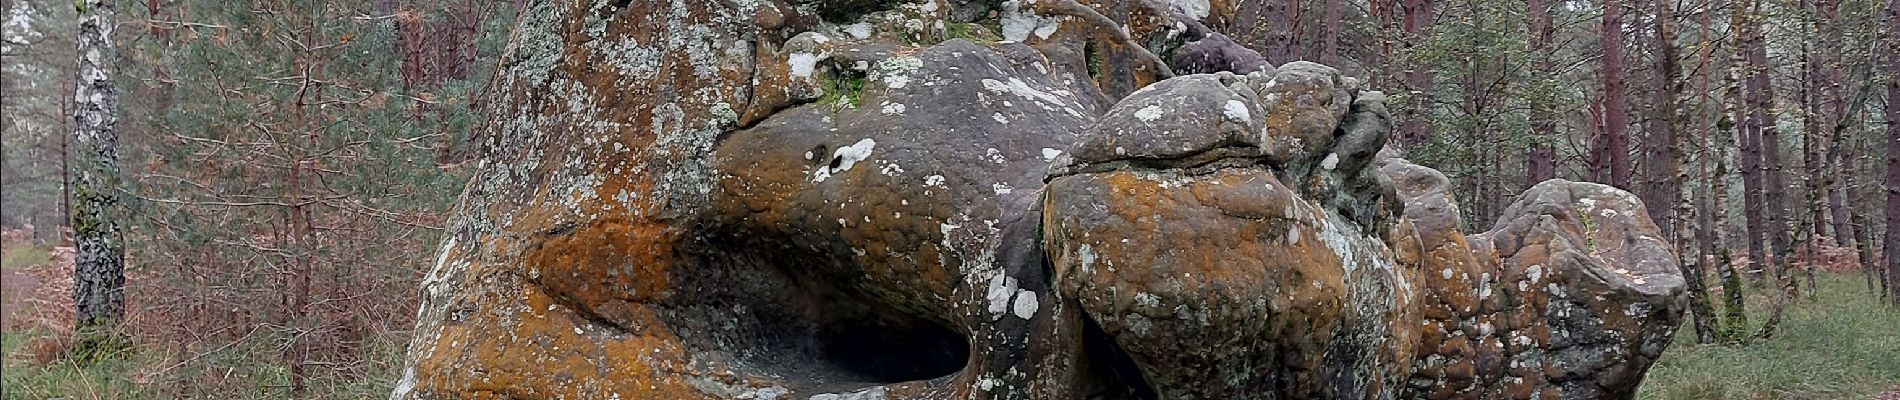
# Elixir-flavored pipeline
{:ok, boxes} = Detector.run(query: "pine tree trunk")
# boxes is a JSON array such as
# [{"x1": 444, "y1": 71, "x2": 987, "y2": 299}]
[
  {"x1": 1397, "y1": 0, "x2": 1436, "y2": 146},
  {"x1": 1645, "y1": 0, "x2": 1680, "y2": 238},
  {"x1": 1599, "y1": 0, "x2": 1633, "y2": 189},
  {"x1": 1748, "y1": 0, "x2": 1791, "y2": 284},
  {"x1": 1732, "y1": 3, "x2": 1769, "y2": 283},
  {"x1": 1322, "y1": 0, "x2": 1340, "y2": 65},
  {"x1": 1246, "y1": 0, "x2": 1299, "y2": 62},
  {"x1": 71, "y1": 0, "x2": 128, "y2": 360},
  {"x1": 1526, "y1": 0, "x2": 1558, "y2": 188},
  {"x1": 1801, "y1": 0, "x2": 1829, "y2": 246}
]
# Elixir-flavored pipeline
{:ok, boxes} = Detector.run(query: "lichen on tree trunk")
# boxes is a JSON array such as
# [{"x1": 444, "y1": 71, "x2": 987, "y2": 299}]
[{"x1": 70, "y1": 0, "x2": 128, "y2": 361}]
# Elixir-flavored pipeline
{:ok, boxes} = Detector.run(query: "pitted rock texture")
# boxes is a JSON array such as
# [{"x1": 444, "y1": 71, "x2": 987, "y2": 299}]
[{"x1": 392, "y1": 1, "x2": 1685, "y2": 399}]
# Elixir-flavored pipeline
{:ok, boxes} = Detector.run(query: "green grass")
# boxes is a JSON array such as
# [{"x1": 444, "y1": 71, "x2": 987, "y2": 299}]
[
  {"x1": 945, "y1": 22, "x2": 1000, "y2": 43},
  {"x1": 1639, "y1": 273, "x2": 1900, "y2": 400},
  {"x1": 0, "y1": 330, "x2": 408, "y2": 399},
  {"x1": 1, "y1": 330, "x2": 151, "y2": 400},
  {"x1": 0, "y1": 245, "x2": 51, "y2": 269}
]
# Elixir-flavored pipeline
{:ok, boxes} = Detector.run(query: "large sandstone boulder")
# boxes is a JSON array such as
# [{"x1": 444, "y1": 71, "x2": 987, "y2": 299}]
[{"x1": 391, "y1": 1, "x2": 1684, "y2": 399}]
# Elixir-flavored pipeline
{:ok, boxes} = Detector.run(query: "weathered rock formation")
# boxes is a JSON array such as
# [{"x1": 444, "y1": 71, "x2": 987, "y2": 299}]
[{"x1": 391, "y1": 1, "x2": 1685, "y2": 399}]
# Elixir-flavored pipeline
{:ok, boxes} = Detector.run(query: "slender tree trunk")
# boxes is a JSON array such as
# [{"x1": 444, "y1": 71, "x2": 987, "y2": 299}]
[
  {"x1": 1649, "y1": 0, "x2": 1712, "y2": 343},
  {"x1": 1710, "y1": 127, "x2": 1748, "y2": 343},
  {"x1": 1816, "y1": 0, "x2": 1858, "y2": 278},
  {"x1": 1791, "y1": 0, "x2": 1823, "y2": 301},
  {"x1": 1397, "y1": 0, "x2": 1436, "y2": 147},
  {"x1": 71, "y1": 0, "x2": 128, "y2": 360},
  {"x1": 1322, "y1": 0, "x2": 1340, "y2": 65},
  {"x1": 1747, "y1": 0, "x2": 1791, "y2": 284},
  {"x1": 1526, "y1": 0, "x2": 1558, "y2": 187},
  {"x1": 60, "y1": 110, "x2": 72, "y2": 231},
  {"x1": 1246, "y1": 0, "x2": 1300, "y2": 62},
  {"x1": 1599, "y1": 0, "x2": 1633, "y2": 189},
  {"x1": 1713, "y1": 135, "x2": 1749, "y2": 341},
  {"x1": 1645, "y1": 0, "x2": 1681, "y2": 237},
  {"x1": 1732, "y1": 2, "x2": 1770, "y2": 282},
  {"x1": 1884, "y1": 0, "x2": 1900, "y2": 305},
  {"x1": 1684, "y1": 1, "x2": 1722, "y2": 344}
]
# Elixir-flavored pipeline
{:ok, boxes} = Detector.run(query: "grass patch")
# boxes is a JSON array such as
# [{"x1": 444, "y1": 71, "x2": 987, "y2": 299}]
[
  {"x1": 1, "y1": 330, "x2": 151, "y2": 400},
  {"x1": 945, "y1": 22, "x2": 1000, "y2": 43},
  {"x1": 1, "y1": 245, "x2": 51, "y2": 269},
  {"x1": 1639, "y1": 273, "x2": 1900, "y2": 400},
  {"x1": 817, "y1": 69, "x2": 868, "y2": 111},
  {"x1": 0, "y1": 330, "x2": 410, "y2": 399}
]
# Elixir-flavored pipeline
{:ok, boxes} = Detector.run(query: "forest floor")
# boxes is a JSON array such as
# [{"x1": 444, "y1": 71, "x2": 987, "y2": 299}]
[{"x1": 1640, "y1": 273, "x2": 1900, "y2": 399}]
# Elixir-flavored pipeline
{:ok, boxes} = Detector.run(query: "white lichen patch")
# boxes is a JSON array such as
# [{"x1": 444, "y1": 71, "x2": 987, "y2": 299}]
[
  {"x1": 987, "y1": 148, "x2": 1007, "y2": 164},
  {"x1": 975, "y1": 377, "x2": 1001, "y2": 391},
  {"x1": 1222, "y1": 99, "x2": 1251, "y2": 123},
  {"x1": 876, "y1": 56, "x2": 923, "y2": 89},
  {"x1": 925, "y1": 174, "x2": 947, "y2": 187},
  {"x1": 980, "y1": 77, "x2": 1082, "y2": 117},
  {"x1": 846, "y1": 22, "x2": 874, "y2": 39},
  {"x1": 1321, "y1": 153, "x2": 1340, "y2": 170},
  {"x1": 881, "y1": 101, "x2": 907, "y2": 115},
  {"x1": 987, "y1": 273, "x2": 1020, "y2": 316},
  {"x1": 1078, "y1": 244, "x2": 1097, "y2": 274},
  {"x1": 1000, "y1": 1, "x2": 1063, "y2": 41},
  {"x1": 992, "y1": 112, "x2": 1010, "y2": 124},
  {"x1": 880, "y1": 161, "x2": 906, "y2": 177},
  {"x1": 1135, "y1": 292, "x2": 1160, "y2": 309},
  {"x1": 1012, "y1": 290, "x2": 1039, "y2": 319},
  {"x1": 789, "y1": 52, "x2": 822, "y2": 78},
  {"x1": 1042, "y1": 148, "x2": 1063, "y2": 161},
  {"x1": 993, "y1": 183, "x2": 1014, "y2": 195},
  {"x1": 812, "y1": 138, "x2": 877, "y2": 182},
  {"x1": 1134, "y1": 104, "x2": 1165, "y2": 122},
  {"x1": 1167, "y1": 0, "x2": 1212, "y2": 20}
]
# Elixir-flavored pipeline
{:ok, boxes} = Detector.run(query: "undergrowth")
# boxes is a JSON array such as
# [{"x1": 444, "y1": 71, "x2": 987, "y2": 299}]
[{"x1": 1639, "y1": 273, "x2": 1900, "y2": 400}]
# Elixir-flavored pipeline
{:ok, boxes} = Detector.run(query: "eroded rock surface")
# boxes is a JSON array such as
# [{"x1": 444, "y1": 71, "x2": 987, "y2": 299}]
[{"x1": 393, "y1": 1, "x2": 1684, "y2": 399}]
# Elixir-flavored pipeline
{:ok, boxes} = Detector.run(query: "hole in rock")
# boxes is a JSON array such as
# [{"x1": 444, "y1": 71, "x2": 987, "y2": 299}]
[
  {"x1": 817, "y1": 311, "x2": 968, "y2": 383},
  {"x1": 812, "y1": 0, "x2": 896, "y2": 24},
  {"x1": 1080, "y1": 313, "x2": 1157, "y2": 400},
  {"x1": 660, "y1": 241, "x2": 970, "y2": 393}
]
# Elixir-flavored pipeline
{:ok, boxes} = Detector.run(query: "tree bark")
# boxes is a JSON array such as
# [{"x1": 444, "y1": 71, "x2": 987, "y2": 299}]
[
  {"x1": 1800, "y1": 0, "x2": 1824, "y2": 241},
  {"x1": 1884, "y1": 0, "x2": 1900, "y2": 304},
  {"x1": 1732, "y1": 1, "x2": 1769, "y2": 282},
  {"x1": 71, "y1": 0, "x2": 128, "y2": 359},
  {"x1": 1598, "y1": 0, "x2": 1633, "y2": 189},
  {"x1": 1240, "y1": 0, "x2": 1300, "y2": 62},
  {"x1": 1525, "y1": 0, "x2": 1558, "y2": 188},
  {"x1": 1644, "y1": 0, "x2": 1681, "y2": 237},
  {"x1": 1322, "y1": 0, "x2": 1340, "y2": 65},
  {"x1": 1746, "y1": 0, "x2": 1791, "y2": 282},
  {"x1": 1684, "y1": 0, "x2": 1723, "y2": 345},
  {"x1": 1397, "y1": 0, "x2": 1436, "y2": 146}
]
